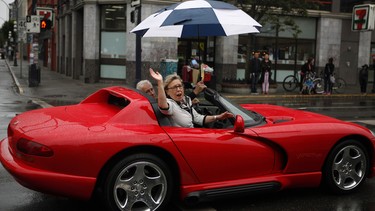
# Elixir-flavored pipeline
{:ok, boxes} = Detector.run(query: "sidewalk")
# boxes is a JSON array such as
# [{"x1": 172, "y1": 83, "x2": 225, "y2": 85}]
[
  {"x1": 5, "y1": 59, "x2": 375, "y2": 107},
  {"x1": 6, "y1": 59, "x2": 123, "y2": 107}
]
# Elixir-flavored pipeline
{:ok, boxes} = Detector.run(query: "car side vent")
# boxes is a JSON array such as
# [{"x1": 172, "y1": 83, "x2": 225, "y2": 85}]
[
  {"x1": 108, "y1": 94, "x2": 130, "y2": 109},
  {"x1": 267, "y1": 116, "x2": 294, "y2": 124}
]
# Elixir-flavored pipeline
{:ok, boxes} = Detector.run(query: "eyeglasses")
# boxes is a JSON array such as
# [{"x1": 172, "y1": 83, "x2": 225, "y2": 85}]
[{"x1": 167, "y1": 84, "x2": 184, "y2": 91}]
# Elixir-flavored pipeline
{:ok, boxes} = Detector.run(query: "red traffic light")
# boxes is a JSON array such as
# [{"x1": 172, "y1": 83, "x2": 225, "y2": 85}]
[{"x1": 40, "y1": 19, "x2": 52, "y2": 31}]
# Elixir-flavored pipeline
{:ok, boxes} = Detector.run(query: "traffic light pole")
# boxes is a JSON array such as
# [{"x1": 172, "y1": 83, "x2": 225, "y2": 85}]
[{"x1": 13, "y1": 0, "x2": 18, "y2": 67}]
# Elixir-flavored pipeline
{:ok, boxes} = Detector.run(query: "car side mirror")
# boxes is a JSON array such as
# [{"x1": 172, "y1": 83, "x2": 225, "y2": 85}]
[{"x1": 234, "y1": 115, "x2": 244, "y2": 133}]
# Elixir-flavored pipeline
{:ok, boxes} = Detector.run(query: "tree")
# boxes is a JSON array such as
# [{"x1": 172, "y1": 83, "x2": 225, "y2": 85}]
[
  {"x1": 232, "y1": 0, "x2": 318, "y2": 81},
  {"x1": 0, "y1": 20, "x2": 16, "y2": 50}
]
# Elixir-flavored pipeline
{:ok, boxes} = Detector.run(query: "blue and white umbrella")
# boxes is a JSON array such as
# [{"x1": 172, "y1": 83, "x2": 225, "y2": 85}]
[{"x1": 130, "y1": 0, "x2": 262, "y2": 37}]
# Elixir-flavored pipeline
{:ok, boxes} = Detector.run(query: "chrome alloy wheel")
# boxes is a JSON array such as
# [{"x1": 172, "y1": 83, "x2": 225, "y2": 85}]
[
  {"x1": 331, "y1": 145, "x2": 367, "y2": 191},
  {"x1": 114, "y1": 161, "x2": 167, "y2": 211}
]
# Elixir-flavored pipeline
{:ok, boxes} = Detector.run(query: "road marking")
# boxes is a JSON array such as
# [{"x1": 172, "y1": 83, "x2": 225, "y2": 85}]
[
  {"x1": 177, "y1": 204, "x2": 217, "y2": 211},
  {"x1": 31, "y1": 98, "x2": 53, "y2": 108}
]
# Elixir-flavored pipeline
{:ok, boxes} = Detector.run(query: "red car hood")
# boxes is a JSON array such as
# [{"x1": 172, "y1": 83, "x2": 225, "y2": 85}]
[{"x1": 241, "y1": 104, "x2": 341, "y2": 124}]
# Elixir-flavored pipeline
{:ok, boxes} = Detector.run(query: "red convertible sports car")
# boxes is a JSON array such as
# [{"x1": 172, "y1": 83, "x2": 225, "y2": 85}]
[{"x1": 1, "y1": 86, "x2": 375, "y2": 211}]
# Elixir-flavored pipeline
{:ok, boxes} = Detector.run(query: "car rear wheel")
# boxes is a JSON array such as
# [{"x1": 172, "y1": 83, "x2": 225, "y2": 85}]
[
  {"x1": 103, "y1": 153, "x2": 174, "y2": 211},
  {"x1": 323, "y1": 140, "x2": 369, "y2": 194}
]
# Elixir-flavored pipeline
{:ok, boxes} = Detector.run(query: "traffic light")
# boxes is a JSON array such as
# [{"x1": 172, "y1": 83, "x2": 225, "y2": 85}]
[{"x1": 40, "y1": 18, "x2": 52, "y2": 31}]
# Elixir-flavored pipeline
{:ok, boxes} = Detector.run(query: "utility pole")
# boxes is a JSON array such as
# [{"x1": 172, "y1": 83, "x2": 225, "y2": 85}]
[
  {"x1": 134, "y1": 0, "x2": 142, "y2": 86},
  {"x1": 13, "y1": 0, "x2": 18, "y2": 67}
]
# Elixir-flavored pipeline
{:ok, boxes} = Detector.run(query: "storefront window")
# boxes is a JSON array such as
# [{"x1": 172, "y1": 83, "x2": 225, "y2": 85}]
[
  {"x1": 101, "y1": 5, "x2": 126, "y2": 30},
  {"x1": 101, "y1": 32, "x2": 126, "y2": 59},
  {"x1": 100, "y1": 5, "x2": 127, "y2": 79},
  {"x1": 237, "y1": 17, "x2": 316, "y2": 81}
]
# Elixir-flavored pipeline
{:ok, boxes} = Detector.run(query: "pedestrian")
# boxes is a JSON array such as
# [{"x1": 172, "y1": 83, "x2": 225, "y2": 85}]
[
  {"x1": 359, "y1": 64, "x2": 369, "y2": 94},
  {"x1": 300, "y1": 57, "x2": 315, "y2": 91},
  {"x1": 260, "y1": 52, "x2": 272, "y2": 95},
  {"x1": 249, "y1": 51, "x2": 261, "y2": 94},
  {"x1": 323, "y1": 57, "x2": 335, "y2": 95}
]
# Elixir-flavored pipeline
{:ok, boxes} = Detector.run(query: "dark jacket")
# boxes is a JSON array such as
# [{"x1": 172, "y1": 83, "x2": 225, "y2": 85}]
[
  {"x1": 301, "y1": 63, "x2": 314, "y2": 76},
  {"x1": 249, "y1": 58, "x2": 261, "y2": 74},
  {"x1": 259, "y1": 59, "x2": 272, "y2": 83},
  {"x1": 359, "y1": 65, "x2": 369, "y2": 80},
  {"x1": 324, "y1": 63, "x2": 335, "y2": 78}
]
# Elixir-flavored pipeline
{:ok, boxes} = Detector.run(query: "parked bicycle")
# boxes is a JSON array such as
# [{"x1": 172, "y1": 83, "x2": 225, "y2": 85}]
[
  {"x1": 283, "y1": 71, "x2": 347, "y2": 94},
  {"x1": 300, "y1": 72, "x2": 324, "y2": 95},
  {"x1": 282, "y1": 72, "x2": 300, "y2": 92},
  {"x1": 331, "y1": 75, "x2": 346, "y2": 94},
  {"x1": 320, "y1": 72, "x2": 347, "y2": 94}
]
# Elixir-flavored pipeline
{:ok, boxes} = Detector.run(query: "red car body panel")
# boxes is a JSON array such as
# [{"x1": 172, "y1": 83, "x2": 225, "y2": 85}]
[
  {"x1": 0, "y1": 138, "x2": 96, "y2": 199},
  {"x1": 1, "y1": 86, "x2": 375, "y2": 202}
]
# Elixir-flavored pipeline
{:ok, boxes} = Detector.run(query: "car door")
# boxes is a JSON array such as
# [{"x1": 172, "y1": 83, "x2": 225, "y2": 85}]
[{"x1": 163, "y1": 126, "x2": 275, "y2": 183}]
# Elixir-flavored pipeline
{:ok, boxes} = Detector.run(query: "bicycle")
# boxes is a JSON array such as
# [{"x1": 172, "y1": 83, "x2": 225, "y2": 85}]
[
  {"x1": 282, "y1": 72, "x2": 300, "y2": 92},
  {"x1": 331, "y1": 76, "x2": 346, "y2": 94},
  {"x1": 301, "y1": 72, "x2": 324, "y2": 95},
  {"x1": 319, "y1": 72, "x2": 347, "y2": 94}
]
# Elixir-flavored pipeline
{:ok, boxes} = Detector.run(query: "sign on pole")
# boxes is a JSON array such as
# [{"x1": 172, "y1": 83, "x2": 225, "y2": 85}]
[
  {"x1": 26, "y1": 15, "x2": 40, "y2": 33},
  {"x1": 18, "y1": 18, "x2": 26, "y2": 30},
  {"x1": 352, "y1": 4, "x2": 375, "y2": 31},
  {"x1": 131, "y1": 0, "x2": 140, "y2": 7}
]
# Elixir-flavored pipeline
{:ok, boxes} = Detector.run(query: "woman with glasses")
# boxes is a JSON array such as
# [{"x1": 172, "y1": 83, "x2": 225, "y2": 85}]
[{"x1": 150, "y1": 68, "x2": 233, "y2": 128}]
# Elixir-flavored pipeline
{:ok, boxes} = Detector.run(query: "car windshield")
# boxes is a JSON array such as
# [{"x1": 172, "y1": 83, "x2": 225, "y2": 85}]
[{"x1": 203, "y1": 88, "x2": 264, "y2": 127}]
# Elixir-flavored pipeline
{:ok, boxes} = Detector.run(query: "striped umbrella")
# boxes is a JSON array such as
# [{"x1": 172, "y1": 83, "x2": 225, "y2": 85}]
[{"x1": 130, "y1": 0, "x2": 262, "y2": 37}]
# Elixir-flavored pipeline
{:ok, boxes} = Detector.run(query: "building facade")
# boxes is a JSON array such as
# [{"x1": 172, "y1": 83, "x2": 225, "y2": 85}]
[{"x1": 55, "y1": 0, "x2": 375, "y2": 88}]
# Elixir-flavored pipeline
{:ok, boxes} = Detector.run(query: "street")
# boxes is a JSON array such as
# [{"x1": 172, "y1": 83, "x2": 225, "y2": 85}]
[{"x1": 0, "y1": 59, "x2": 375, "y2": 210}]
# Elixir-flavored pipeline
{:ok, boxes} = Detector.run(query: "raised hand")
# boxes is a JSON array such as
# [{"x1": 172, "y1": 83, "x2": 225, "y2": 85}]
[{"x1": 149, "y1": 68, "x2": 163, "y2": 82}]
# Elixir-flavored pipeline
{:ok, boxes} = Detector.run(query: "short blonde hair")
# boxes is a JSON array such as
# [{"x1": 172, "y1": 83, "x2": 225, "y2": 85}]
[{"x1": 164, "y1": 74, "x2": 183, "y2": 91}]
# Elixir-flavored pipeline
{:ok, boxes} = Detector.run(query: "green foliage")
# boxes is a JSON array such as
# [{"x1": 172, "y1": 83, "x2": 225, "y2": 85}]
[
  {"x1": 0, "y1": 20, "x2": 16, "y2": 48},
  {"x1": 234, "y1": 0, "x2": 319, "y2": 35},
  {"x1": 235, "y1": 0, "x2": 318, "y2": 22}
]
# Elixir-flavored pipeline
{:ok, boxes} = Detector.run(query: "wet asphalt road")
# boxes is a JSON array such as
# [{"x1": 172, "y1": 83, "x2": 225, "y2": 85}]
[{"x1": 1, "y1": 59, "x2": 375, "y2": 210}]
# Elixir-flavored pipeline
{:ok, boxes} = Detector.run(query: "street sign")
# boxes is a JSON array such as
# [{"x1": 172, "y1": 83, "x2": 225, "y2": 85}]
[
  {"x1": 18, "y1": 18, "x2": 26, "y2": 30},
  {"x1": 26, "y1": 15, "x2": 40, "y2": 33},
  {"x1": 131, "y1": 0, "x2": 140, "y2": 7},
  {"x1": 352, "y1": 4, "x2": 375, "y2": 31}
]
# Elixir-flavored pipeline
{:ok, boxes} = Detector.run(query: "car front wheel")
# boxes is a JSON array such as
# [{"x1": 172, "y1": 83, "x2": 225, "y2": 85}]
[
  {"x1": 103, "y1": 153, "x2": 174, "y2": 211},
  {"x1": 323, "y1": 140, "x2": 369, "y2": 194}
]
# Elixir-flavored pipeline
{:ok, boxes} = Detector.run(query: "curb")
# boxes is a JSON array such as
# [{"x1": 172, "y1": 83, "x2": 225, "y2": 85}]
[
  {"x1": 5, "y1": 59, "x2": 24, "y2": 95},
  {"x1": 5, "y1": 60, "x2": 53, "y2": 108},
  {"x1": 224, "y1": 93, "x2": 375, "y2": 100}
]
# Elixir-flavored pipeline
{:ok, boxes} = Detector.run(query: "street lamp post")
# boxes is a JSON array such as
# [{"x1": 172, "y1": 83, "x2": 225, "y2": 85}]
[
  {"x1": 8, "y1": 31, "x2": 12, "y2": 61},
  {"x1": 13, "y1": 20, "x2": 18, "y2": 66}
]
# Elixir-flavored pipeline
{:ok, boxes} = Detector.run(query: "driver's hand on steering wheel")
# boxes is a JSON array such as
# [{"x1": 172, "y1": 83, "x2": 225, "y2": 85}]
[{"x1": 217, "y1": 111, "x2": 234, "y2": 120}]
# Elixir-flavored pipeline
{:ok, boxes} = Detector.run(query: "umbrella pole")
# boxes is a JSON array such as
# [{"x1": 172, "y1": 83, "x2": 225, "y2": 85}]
[{"x1": 198, "y1": 26, "x2": 204, "y2": 82}]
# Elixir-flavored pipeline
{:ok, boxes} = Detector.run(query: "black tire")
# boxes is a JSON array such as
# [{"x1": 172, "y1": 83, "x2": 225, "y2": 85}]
[
  {"x1": 313, "y1": 78, "x2": 324, "y2": 94},
  {"x1": 323, "y1": 140, "x2": 369, "y2": 194},
  {"x1": 103, "y1": 153, "x2": 174, "y2": 211},
  {"x1": 283, "y1": 75, "x2": 298, "y2": 92},
  {"x1": 333, "y1": 78, "x2": 346, "y2": 94}
]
